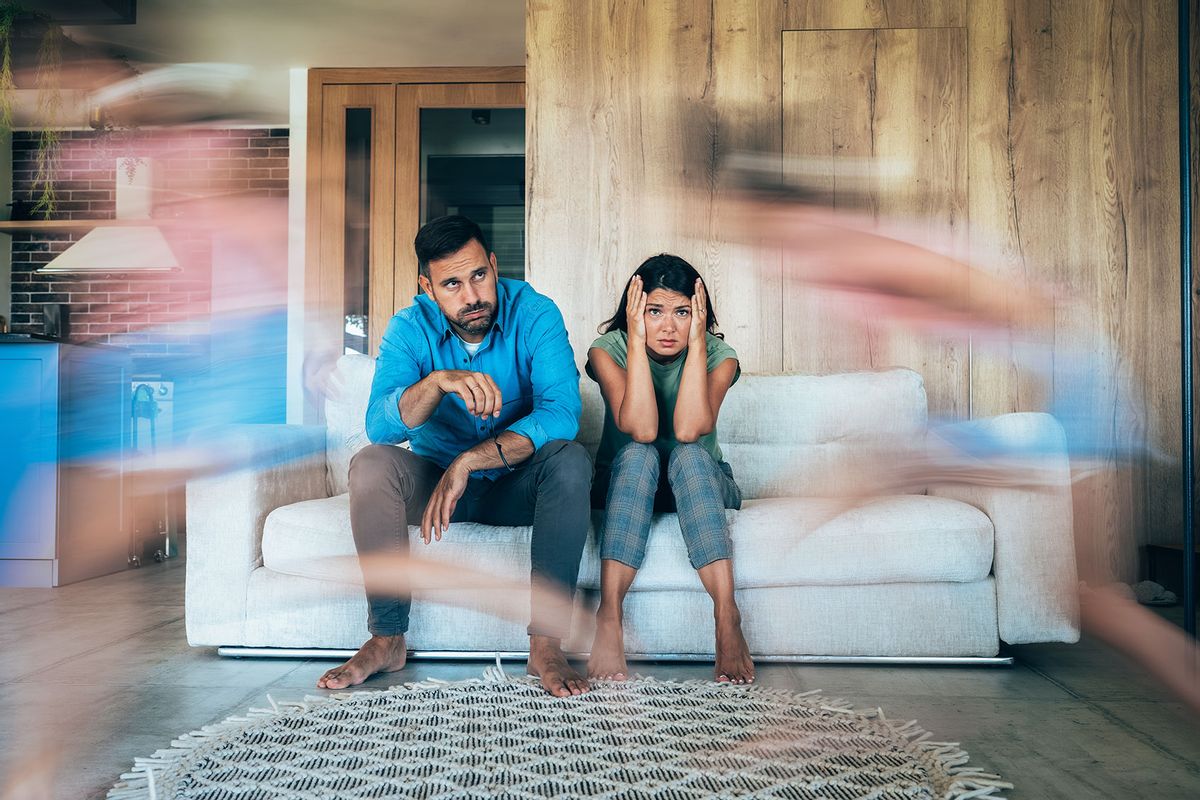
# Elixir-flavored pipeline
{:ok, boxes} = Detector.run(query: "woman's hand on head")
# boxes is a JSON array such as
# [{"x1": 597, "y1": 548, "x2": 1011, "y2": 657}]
[
  {"x1": 626, "y1": 275, "x2": 648, "y2": 342},
  {"x1": 689, "y1": 278, "x2": 708, "y2": 345}
]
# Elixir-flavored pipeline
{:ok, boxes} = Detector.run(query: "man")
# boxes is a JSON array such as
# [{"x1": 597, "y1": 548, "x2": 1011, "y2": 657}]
[{"x1": 318, "y1": 214, "x2": 592, "y2": 697}]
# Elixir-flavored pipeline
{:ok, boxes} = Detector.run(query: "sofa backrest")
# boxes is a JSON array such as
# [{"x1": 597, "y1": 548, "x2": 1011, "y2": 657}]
[
  {"x1": 715, "y1": 370, "x2": 927, "y2": 497},
  {"x1": 325, "y1": 355, "x2": 376, "y2": 496},
  {"x1": 324, "y1": 354, "x2": 927, "y2": 499}
]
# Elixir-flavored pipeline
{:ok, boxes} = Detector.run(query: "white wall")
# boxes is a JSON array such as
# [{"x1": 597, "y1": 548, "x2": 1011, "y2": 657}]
[{"x1": 286, "y1": 68, "x2": 308, "y2": 423}]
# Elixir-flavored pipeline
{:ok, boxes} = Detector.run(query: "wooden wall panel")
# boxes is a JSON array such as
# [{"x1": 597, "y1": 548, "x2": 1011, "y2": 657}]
[
  {"x1": 965, "y1": 0, "x2": 1057, "y2": 421},
  {"x1": 1064, "y1": 0, "x2": 1176, "y2": 580},
  {"x1": 784, "y1": 0, "x2": 965, "y2": 30},
  {"x1": 965, "y1": 1, "x2": 1179, "y2": 580},
  {"x1": 781, "y1": 28, "x2": 968, "y2": 418},
  {"x1": 526, "y1": 0, "x2": 1183, "y2": 579},
  {"x1": 779, "y1": 29, "x2": 877, "y2": 376},
  {"x1": 1194, "y1": 0, "x2": 1200, "y2": 540},
  {"x1": 1108, "y1": 0, "x2": 1179, "y2": 570},
  {"x1": 710, "y1": 0, "x2": 787, "y2": 373},
  {"x1": 527, "y1": 0, "x2": 782, "y2": 373}
]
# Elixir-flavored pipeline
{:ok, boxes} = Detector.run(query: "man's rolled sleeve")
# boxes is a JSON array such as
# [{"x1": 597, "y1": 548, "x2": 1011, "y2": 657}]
[
  {"x1": 505, "y1": 303, "x2": 581, "y2": 450},
  {"x1": 365, "y1": 317, "x2": 428, "y2": 444}
]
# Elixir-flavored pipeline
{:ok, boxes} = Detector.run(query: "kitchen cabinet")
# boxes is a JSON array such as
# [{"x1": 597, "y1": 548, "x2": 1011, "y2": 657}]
[{"x1": 0, "y1": 336, "x2": 132, "y2": 586}]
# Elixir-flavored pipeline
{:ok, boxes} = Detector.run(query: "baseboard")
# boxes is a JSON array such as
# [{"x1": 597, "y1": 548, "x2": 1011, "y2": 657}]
[{"x1": 216, "y1": 646, "x2": 1014, "y2": 666}]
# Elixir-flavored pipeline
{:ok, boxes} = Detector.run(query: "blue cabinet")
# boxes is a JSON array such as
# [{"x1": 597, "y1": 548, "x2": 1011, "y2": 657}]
[{"x1": 0, "y1": 338, "x2": 132, "y2": 586}]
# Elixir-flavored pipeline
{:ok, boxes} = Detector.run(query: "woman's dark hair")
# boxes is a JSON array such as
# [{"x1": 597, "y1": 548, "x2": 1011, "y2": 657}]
[
  {"x1": 600, "y1": 253, "x2": 721, "y2": 337},
  {"x1": 414, "y1": 214, "x2": 491, "y2": 278}
]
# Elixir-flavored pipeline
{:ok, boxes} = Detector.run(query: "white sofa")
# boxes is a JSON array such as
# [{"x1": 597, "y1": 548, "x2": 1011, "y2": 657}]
[{"x1": 186, "y1": 354, "x2": 1079, "y2": 659}]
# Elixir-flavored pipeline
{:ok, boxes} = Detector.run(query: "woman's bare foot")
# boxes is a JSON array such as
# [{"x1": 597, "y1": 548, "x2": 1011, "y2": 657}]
[
  {"x1": 528, "y1": 635, "x2": 590, "y2": 697},
  {"x1": 317, "y1": 634, "x2": 408, "y2": 689},
  {"x1": 588, "y1": 608, "x2": 628, "y2": 680},
  {"x1": 714, "y1": 607, "x2": 755, "y2": 684}
]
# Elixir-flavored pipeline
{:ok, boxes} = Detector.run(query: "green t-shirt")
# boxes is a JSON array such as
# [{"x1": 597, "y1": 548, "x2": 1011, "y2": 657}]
[{"x1": 586, "y1": 329, "x2": 740, "y2": 472}]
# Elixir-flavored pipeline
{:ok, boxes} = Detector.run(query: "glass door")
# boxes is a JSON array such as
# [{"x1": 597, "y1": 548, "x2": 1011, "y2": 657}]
[
  {"x1": 420, "y1": 108, "x2": 526, "y2": 281},
  {"x1": 313, "y1": 84, "x2": 395, "y2": 358},
  {"x1": 394, "y1": 83, "x2": 526, "y2": 329}
]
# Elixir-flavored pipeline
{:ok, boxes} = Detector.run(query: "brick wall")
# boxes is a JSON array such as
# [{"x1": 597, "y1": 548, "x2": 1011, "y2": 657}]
[{"x1": 8, "y1": 128, "x2": 288, "y2": 367}]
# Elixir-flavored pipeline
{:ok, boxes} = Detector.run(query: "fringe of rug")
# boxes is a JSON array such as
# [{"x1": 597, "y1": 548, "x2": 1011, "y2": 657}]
[
  {"x1": 106, "y1": 675, "x2": 463, "y2": 800},
  {"x1": 106, "y1": 665, "x2": 1011, "y2": 800},
  {"x1": 871, "y1": 708, "x2": 1013, "y2": 800}
]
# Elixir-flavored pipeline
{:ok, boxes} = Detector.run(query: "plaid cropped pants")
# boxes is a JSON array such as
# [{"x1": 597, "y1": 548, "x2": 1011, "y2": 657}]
[{"x1": 593, "y1": 441, "x2": 742, "y2": 570}]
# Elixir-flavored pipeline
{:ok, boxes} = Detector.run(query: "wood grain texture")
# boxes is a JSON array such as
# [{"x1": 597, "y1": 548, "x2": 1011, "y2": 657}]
[
  {"x1": 965, "y1": 0, "x2": 1057, "y2": 420},
  {"x1": 781, "y1": 27, "x2": 968, "y2": 418},
  {"x1": 783, "y1": 0, "x2": 965, "y2": 30},
  {"x1": 304, "y1": 68, "x2": 523, "y2": 357},
  {"x1": 1054, "y1": 1, "x2": 1177, "y2": 581},
  {"x1": 522, "y1": 0, "x2": 1182, "y2": 579},
  {"x1": 1109, "y1": 0, "x2": 1179, "y2": 569},
  {"x1": 709, "y1": 0, "x2": 787, "y2": 373},
  {"x1": 310, "y1": 67, "x2": 524, "y2": 85},
  {"x1": 368, "y1": 91, "x2": 397, "y2": 358},
  {"x1": 527, "y1": 0, "x2": 775, "y2": 370},
  {"x1": 1194, "y1": 0, "x2": 1200, "y2": 548},
  {"x1": 780, "y1": 29, "x2": 877, "y2": 376},
  {"x1": 312, "y1": 84, "x2": 395, "y2": 356},
  {"x1": 302, "y1": 70, "x2": 333, "y2": 422}
]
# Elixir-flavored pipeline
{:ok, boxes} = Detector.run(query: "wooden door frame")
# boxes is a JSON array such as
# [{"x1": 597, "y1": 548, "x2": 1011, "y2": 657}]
[{"x1": 303, "y1": 66, "x2": 525, "y2": 392}]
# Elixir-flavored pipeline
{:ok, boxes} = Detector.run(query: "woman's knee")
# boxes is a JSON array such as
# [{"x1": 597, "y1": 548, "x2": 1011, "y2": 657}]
[
  {"x1": 667, "y1": 442, "x2": 716, "y2": 482},
  {"x1": 613, "y1": 441, "x2": 659, "y2": 474}
]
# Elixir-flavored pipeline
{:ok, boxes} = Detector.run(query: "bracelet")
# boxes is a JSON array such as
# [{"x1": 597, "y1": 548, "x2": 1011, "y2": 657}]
[{"x1": 494, "y1": 437, "x2": 515, "y2": 472}]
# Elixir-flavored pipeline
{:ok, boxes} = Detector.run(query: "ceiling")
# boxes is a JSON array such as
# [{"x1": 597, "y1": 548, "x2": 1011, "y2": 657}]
[{"x1": 23, "y1": 0, "x2": 525, "y2": 125}]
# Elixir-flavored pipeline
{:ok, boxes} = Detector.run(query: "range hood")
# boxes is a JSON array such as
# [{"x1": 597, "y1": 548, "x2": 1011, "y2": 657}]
[{"x1": 37, "y1": 225, "x2": 180, "y2": 275}]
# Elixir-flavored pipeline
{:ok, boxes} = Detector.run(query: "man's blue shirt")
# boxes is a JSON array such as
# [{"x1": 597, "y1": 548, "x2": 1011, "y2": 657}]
[{"x1": 365, "y1": 278, "x2": 581, "y2": 480}]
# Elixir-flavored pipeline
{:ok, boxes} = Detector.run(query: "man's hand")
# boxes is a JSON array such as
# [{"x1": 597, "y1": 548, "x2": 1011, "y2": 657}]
[
  {"x1": 435, "y1": 370, "x2": 502, "y2": 419},
  {"x1": 421, "y1": 461, "x2": 470, "y2": 543}
]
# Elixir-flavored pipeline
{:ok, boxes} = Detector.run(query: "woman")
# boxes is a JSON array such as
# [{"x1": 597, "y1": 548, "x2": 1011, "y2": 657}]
[{"x1": 586, "y1": 253, "x2": 753, "y2": 684}]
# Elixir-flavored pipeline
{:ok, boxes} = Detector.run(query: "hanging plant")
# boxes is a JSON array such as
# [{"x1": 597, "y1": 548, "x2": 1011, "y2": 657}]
[
  {"x1": 0, "y1": 5, "x2": 16, "y2": 132},
  {"x1": 30, "y1": 21, "x2": 63, "y2": 217},
  {"x1": 0, "y1": 2, "x2": 66, "y2": 218},
  {"x1": 92, "y1": 57, "x2": 146, "y2": 188}
]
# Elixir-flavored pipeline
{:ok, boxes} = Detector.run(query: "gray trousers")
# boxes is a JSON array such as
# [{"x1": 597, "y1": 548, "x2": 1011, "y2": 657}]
[
  {"x1": 348, "y1": 439, "x2": 592, "y2": 639},
  {"x1": 593, "y1": 442, "x2": 742, "y2": 570}
]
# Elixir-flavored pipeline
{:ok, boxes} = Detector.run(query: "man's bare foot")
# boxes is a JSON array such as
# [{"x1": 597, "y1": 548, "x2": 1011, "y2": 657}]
[
  {"x1": 587, "y1": 608, "x2": 628, "y2": 680},
  {"x1": 528, "y1": 635, "x2": 590, "y2": 697},
  {"x1": 714, "y1": 608, "x2": 755, "y2": 684},
  {"x1": 317, "y1": 634, "x2": 408, "y2": 689}
]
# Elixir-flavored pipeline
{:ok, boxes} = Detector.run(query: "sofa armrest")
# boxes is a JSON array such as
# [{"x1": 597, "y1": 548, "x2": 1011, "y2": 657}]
[
  {"x1": 185, "y1": 424, "x2": 328, "y2": 646},
  {"x1": 929, "y1": 412, "x2": 1080, "y2": 645}
]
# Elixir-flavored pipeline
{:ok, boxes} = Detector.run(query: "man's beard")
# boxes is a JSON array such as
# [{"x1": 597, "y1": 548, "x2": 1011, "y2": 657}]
[{"x1": 455, "y1": 302, "x2": 495, "y2": 335}]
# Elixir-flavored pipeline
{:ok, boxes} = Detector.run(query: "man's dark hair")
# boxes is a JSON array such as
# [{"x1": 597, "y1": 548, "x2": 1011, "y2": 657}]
[
  {"x1": 600, "y1": 253, "x2": 722, "y2": 337},
  {"x1": 414, "y1": 215, "x2": 491, "y2": 278}
]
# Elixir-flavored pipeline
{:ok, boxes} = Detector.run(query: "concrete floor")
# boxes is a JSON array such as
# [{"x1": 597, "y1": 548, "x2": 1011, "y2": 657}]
[{"x1": 0, "y1": 560, "x2": 1197, "y2": 799}]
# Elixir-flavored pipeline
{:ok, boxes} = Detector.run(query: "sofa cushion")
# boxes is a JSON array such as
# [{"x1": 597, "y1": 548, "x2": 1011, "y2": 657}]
[
  {"x1": 598, "y1": 495, "x2": 994, "y2": 591},
  {"x1": 261, "y1": 493, "x2": 993, "y2": 591}
]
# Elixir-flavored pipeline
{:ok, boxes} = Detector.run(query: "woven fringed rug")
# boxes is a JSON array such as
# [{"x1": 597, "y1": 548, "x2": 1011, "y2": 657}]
[{"x1": 108, "y1": 668, "x2": 1011, "y2": 799}]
